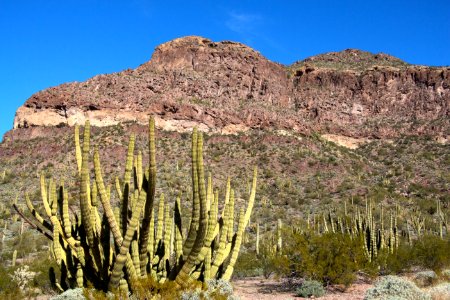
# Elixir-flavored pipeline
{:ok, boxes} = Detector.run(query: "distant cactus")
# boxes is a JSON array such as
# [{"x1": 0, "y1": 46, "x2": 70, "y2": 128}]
[
  {"x1": 277, "y1": 219, "x2": 282, "y2": 253},
  {"x1": 14, "y1": 118, "x2": 257, "y2": 295},
  {"x1": 12, "y1": 249, "x2": 17, "y2": 267}
]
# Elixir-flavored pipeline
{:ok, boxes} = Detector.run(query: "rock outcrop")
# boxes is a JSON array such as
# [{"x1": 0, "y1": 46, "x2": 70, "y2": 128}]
[{"x1": 13, "y1": 36, "x2": 450, "y2": 138}]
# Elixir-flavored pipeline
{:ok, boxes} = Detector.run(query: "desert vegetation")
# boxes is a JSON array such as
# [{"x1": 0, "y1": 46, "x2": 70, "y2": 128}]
[
  {"x1": 2, "y1": 119, "x2": 258, "y2": 299},
  {"x1": 0, "y1": 121, "x2": 448, "y2": 299}
]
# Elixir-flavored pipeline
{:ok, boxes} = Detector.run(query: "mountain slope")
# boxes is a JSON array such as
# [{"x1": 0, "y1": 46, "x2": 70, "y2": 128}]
[{"x1": 12, "y1": 36, "x2": 449, "y2": 139}]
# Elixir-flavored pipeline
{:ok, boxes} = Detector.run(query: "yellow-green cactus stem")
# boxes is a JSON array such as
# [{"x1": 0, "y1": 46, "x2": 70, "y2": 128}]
[
  {"x1": 156, "y1": 194, "x2": 165, "y2": 249},
  {"x1": 76, "y1": 263, "x2": 84, "y2": 288},
  {"x1": 74, "y1": 124, "x2": 82, "y2": 175},
  {"x1": 131, "y1": 240, "x2": 140, "y2": 276},
  {"x1": 40, "y1": 174, "x2": 52, "y2": 218},
  {"x1": 119, "y1": 279, "x2": 129, "y2": 296},
  {"x1": 25, "y1": 193, "x2": 52, "y2": 230},
  {"x1": 61, "y1": 189, "x2": 72, "y2": 238},
  {"x1": 243, "y1": 167, "x2": 258, "y2": 227},
  {"x1": 80, "y1": 120, "x2": 94, "y2": 247},
  {"x1": 182, "y1": 128, "x2": 200, "y2": 259},
  {"x1": 227, "y1": 189, "x2": 235, "y2": 241},
  {"x1": 115, "y1": 177, "x2": 123, "y2": 201},
  {"x1": 120, "y1": 134, "x2": 135, "y2": 235},
  {"x1": 53, "y1": 225, "x2": 62, "y2": 266},
  {"x1": 109, "y1": 189, "x2": 146, "y2": 290},
  {"x1": 147, "y1": 209, "x2": 155, "y2": 271},
  {"x1": 12, "y1": 249, "x2": 17, "y2": 267},
  {"x1": 175, "y1": 132, "x2": 208, "y2": 288},
  {"x1": 204, "y1": 247, "x2": 211, "y2": 281},
  {"x1": 94, "y1": 149, "x2": 123, "y2": 247},
  {"x1": 210, "y1": 201, "x2": 231, "y2": 277},
  {"x1": 163, "y1": 204, "x2": 172, "y2": 262},
  {"x1": 277, "y1": 219, "x2": 282, "y2": 253},
  {"x1": 174, "y1": 196, "x2": 183, "y2": 263},
  {"x1": 222, "y1": 208, "x2": 245, "y2": 281},
  {"x1": 256, "y1": 222, "x2": 260, "y2": 255},
  {"x1": 139, "y1": 117, "x2": 157, "y2": 276},
  {"x1": 136, "y1": 151, "x2": 143, "y2": 191}
]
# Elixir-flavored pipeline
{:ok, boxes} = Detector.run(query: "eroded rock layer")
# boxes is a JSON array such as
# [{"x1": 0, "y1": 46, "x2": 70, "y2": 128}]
[{"x1": 14, "y1": 36, "x2": 449, "y2": 138}]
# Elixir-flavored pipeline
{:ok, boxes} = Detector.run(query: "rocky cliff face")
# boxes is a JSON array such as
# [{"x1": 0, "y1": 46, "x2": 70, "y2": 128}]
[{"x1": 13, "y1": 36, "x2": 450, "y2": 138}]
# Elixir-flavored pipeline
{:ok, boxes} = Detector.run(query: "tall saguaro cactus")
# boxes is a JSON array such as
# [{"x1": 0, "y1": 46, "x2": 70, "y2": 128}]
[{"x1": 16, "y1": 117, "x2": 257, "y2": 295}]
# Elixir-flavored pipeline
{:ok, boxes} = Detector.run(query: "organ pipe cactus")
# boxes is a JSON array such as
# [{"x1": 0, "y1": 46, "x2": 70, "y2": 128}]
[{"x1": 15, "y1": 117, "x2": 258, "y2": 294}]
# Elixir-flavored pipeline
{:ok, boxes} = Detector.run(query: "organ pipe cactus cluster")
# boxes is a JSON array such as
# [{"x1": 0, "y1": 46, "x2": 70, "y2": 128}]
[
  {"x1": 15, "y1": 118, "x2": 258, "y2": 294},
  {"x1": 281, "y1": 198, "x2": 447, "y2": 262}
]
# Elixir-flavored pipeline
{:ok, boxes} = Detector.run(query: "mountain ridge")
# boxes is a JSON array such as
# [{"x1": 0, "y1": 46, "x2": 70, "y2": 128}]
[{"x1": 11, "y1": 36, "x2": 450, "y2": 140}]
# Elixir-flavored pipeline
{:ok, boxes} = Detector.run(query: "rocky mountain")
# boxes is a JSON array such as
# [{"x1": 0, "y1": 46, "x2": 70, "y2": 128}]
[{"x1": 11, "y1": 36, "x2": 450, "y2": 139}]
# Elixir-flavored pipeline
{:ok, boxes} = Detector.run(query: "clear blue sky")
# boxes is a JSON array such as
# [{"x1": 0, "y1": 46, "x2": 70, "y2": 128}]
[{"x1": 1, "y1": 0, "x2": 449, "y2": 140}]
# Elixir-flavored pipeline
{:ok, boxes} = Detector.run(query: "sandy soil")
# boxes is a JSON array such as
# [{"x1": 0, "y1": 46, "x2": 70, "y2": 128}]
[{"x1": 233, "y1": 277, "x2": 372, "y2": 300}]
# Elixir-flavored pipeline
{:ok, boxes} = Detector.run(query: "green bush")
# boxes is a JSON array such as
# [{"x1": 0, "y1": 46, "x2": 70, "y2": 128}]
[
  {"x1": 283, "y1": 232, "x2": 368, "y2": 286},
  {"x1": 411, "y1": 235, "x2": 450, "y2": 272},
  {"x1": 376, "y1": 236, "x2": 450, "y2": 275},
  {"x1": 296, "y1": 280, "x2": 325, "y2": 298},
  {"x1": 234, "y1": 252, "x2": 264, "y2": 278}
]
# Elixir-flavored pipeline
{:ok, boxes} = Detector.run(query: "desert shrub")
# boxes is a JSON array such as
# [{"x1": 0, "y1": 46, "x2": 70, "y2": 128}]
[
  {"x1": 411, "y1": 235, "x2": 450, "y2": 272},
  {"x1": 378, "y1": 236, "x2": 450, "y2": 276},
  {"x1": 234, "y1": 252, "x2": 264, "y2": 278},
  {"x1": 28, "y1": 254, "x2": 61, "y2": 294},
  {"x1": 132, "y1": 277, "x2": 187, "y2": 299},
  {"x1": 379, "y1": 242, "x2": 414, "y2": 274},
  {"x1": 441, "y1": 269, "x2": 450, "y2": 280},
  {"x1": 181, "y1": 279, "x2": 238, "y2": 300},
  {"x1": 364, "y1": 276, "x2": 431, "y2": 300},
  {"x1": 413, "y1": 271, "x2": 437, "y2": 287},
  {"x1": 296, "y1": 280, "x2": 325, "y2": 298},
  {"x1": 428, "y1": 283, "x2": 450, "y2": 300},
  {"x1": 282, "y1": 232, "x2": 368, "y2": 286},
  {"x1": 0, "y1": 255, "x2": 61, "y2": 299},
  {"x1": 52, "y1": 288, "x2": 85, "y2": 299},
  {"x1": 205, "y1": 279, "x2": 237, "y2": 299},
  {"x1": 10, "y1": 265, "x2": 39, "y2": 291},
  {"x1": 0, "y1": 264, "x2": 23, "y2": 299}
]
